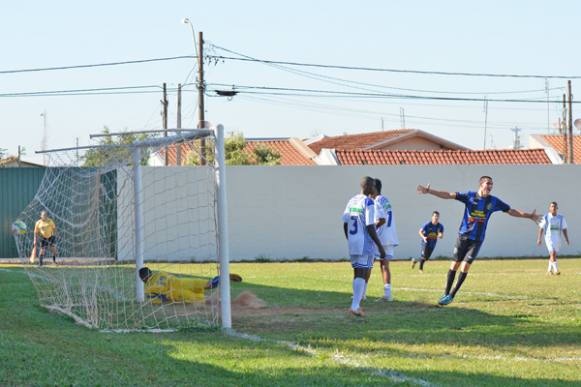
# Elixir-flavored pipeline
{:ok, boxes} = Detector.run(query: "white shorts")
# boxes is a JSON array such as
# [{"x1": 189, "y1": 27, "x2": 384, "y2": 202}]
[
  {"x1": 350, "y1": 254, "x2": 374, "y2": 269},
  {"x1": 375, "y1": 245, "x2": 396, "y2": 261},
  {"x1": 545, "y1": 238, "x2": 560, "y2": 253}
]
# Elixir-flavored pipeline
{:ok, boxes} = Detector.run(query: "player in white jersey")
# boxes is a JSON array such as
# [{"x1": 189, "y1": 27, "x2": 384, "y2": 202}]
[
  {"x1": 343, "y1": 176, "x2": 386, "y2": 317},
  {"x1": 537, "y1": 202, "x2": 569, "y2": 275},
  {"x1": 371, "y1": 178, "x2": 399, "y2": 301}
]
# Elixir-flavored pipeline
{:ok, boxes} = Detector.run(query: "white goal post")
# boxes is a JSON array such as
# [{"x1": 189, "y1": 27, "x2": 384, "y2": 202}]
[{"x1": 14, "y1": 124, "x2": 232, "y2": 331}]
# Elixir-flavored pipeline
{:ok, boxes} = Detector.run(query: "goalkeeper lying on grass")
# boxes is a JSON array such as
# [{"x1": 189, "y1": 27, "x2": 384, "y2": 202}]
[{"x1": 139, "y1": 267, "x2": 242, "y2": 304}]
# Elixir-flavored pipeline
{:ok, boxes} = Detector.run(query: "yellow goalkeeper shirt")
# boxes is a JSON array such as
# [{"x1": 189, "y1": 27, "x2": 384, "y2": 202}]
[
  {"x1": 145, "y1": 271, "x2": 208, "y2": 303},
  {"x1": 35, "y1": 218, "x2": 56, "y2": 238}
]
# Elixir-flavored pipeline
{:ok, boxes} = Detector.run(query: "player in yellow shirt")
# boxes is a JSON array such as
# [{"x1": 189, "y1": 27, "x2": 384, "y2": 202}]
[
  {"x1": 138, "y1": 267, "x2": 242, "y2": 304},
  {"x1": 34, "y1": 210, "x2": 58, "y2": 266}
]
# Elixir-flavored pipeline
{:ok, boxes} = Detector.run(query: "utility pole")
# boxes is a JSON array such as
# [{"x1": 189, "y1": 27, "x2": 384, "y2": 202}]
[
  {"x1": 381, "y1": 117, "x2": 384, "y2": 131},
  {"x1": 176, "y1": 83, "x2": 182, "y2": 165},
  {"x1": 483, "y1": 98, "x2": 489, "y2": 150},
  {"x1": 76, "y1": 137, "x2": 79, "y2": 166},
  {"x1": 562, "y1": 93, "x2": 567, "y2": 162},
  {"x1": 17, "y1": 145, "x2": 21, "y2": 167},
  {"x1": 197, "y1": 31, "x2": 206, "y2": 165},
  {"x1": 400, "y1": 107, "x2": 406, "y2": 128},
  {"x1": 567, "y1": 80, "x2": 574, "y2": 164},
  {"x1": 511, "y1": 127, "x2": 522, "y2": 150},
  {"x1": 40, "y1": 110, "x2": 47, "y2": 165},
  {"x1": 162, "y1": 83, "x2": 169, "y2": 166},
  {"x1": 545, "y1": 78, "x2": 550, "y2": 133}
]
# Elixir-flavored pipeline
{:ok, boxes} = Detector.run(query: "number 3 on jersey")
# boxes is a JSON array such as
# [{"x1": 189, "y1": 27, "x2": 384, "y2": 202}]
[{"x1": 349, "y1": 216, "x2": 358, "y2": 235}]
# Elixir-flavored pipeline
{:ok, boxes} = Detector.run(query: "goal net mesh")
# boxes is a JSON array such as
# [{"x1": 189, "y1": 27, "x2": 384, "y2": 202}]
[{"x1": 13, "y1": 134, "x2": 221, "y2": 330}]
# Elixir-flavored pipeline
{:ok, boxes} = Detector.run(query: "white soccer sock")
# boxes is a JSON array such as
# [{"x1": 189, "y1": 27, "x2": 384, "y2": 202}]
[
  {"x1": 362, "y1": 281, "x2": 368, "y2": 300},
  {"x1": 352, "y1": 278, "x2": 365, "y2": 310},
  {"x1": 548, "y1": 261, "x2": 553, "y2": 272},
  {"x1": 553, "y1": 261, "x2": 559, "y2": 272},
  {"x1": 384, "y1": 284, "x2": 391, "y2": 298}
]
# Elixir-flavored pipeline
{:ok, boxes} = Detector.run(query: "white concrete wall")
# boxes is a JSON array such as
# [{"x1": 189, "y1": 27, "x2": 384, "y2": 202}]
[
  {"x1": 226, "y1": 165, "x2": 581, "y2": 260},
  {"x1": 118, "y1": 165, "x2": 581, "y2": 261}
]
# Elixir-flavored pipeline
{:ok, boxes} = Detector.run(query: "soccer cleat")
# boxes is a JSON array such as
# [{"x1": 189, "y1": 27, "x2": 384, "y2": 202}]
[
  {"x1": 419, "y1": 269, "x2": 424, "y2": 274},
  {"x1": 383, "y1": 295, "x2": 393, "y2": 302},
  {"x1": 438, "y1": 294, "x2": 454, "y2": 306},
  {"x1": 555, "y1": 271, "x2": 561, "y2": 276},
  {"x1": 349, "y1": 308, "x2": 365, "y2": 317}
]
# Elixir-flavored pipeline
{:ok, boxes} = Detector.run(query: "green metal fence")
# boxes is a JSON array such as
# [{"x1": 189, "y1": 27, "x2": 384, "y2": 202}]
[{"x1": 0, "y1": 168, "x2": 46, "y2": 258}]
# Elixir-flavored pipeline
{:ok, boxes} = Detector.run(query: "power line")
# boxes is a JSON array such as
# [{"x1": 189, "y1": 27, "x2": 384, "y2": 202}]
[
  {"x1": 0, "y1": 56, "x2": 195, "y2": 75},
  {"x1": 209, "y1": 83, "x2": 581, "y2": 104}
]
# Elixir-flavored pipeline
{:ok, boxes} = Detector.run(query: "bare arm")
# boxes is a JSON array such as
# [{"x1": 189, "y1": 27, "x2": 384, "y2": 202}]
[
  {"x1": 418, "y1": 228, "x2": 427, "y2": 242},
  {"x1": 367, "y1": 225, "x2": 386, "y2": 258},
  {"x1": 536, "y1": 227, "x2": 543, "y2": 245},
  {"x1": 563, "y1": 229, "x2": 570, "y2": 245},
  {"x1": 343, "y1": 223, "x2": 348, "y2": 240},
  {"x1": 417, "y1": 184, "x2": 456, "y2": 200},
  {"x1": 376, "y1": 218, "x2": 386, "y2": 229},
  {"x1": 507, "y1": 208, "x2": 540, "y2": 224},
  {"x1": 438, "y1": 232, "x2": 444, "y2": 239}
]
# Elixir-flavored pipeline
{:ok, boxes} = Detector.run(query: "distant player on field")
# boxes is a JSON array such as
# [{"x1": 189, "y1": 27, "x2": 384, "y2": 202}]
[
  {"x1": 139, "y1": 267, "x2": 242, "y2": 304},
  {"x1": 371, "y1": 178, "x2": 398, "y2": 301},
  {"x1": 417, "y1": 176, "x2": 539, "y2": 306},
  {"x1": 412, "y1": 211, "x2": 444, "y2": 273},
  {"x1": 537, "y1": 202, "x2": 569, "y2": 275},
  {"x1": 343, "y1": 176, "x2": 386, "y2": 316},
  {"x1": 34, "y1": 210, "x2": 58, "y2": 266}
]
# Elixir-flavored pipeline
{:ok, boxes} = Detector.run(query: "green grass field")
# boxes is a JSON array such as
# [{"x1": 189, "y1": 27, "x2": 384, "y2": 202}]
[{"x1": 1, "y1": 259, "x2": 580, "y2": 386}]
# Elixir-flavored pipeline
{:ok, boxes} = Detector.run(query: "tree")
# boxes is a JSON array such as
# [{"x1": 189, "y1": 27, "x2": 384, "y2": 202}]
[
  {"x1": 184, "y1": 132, "x2": 281, "y2": 166},
  {"x1": 83, "y1": 127, "x2": 150, "y2": 167}
]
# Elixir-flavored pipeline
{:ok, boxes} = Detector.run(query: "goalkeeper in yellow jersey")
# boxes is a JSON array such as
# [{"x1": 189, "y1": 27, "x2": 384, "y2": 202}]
[{"x1": 138, "y1": 267, "x2": 242, "y2": 304}]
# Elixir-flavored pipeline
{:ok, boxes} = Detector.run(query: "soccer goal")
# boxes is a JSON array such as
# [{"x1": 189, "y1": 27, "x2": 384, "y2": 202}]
[{"x1": 13, "y1": 125, "x2": 232, "y2": 331}]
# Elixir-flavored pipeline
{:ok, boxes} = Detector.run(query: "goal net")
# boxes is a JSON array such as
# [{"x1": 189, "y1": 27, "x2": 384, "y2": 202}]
[{"x1": 13, "y1": 128, "x2": 231, "y2": 331}]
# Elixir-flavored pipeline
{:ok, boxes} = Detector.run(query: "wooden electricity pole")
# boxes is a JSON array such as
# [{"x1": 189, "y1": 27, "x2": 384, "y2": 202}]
[
  {"x1": 162, "y1": 82, "x2": 169, "y2": 166},
  {"x1": 176, "y1": 83, "x2": 182, "y2": 165},
  {"x1": 562, "y1": 93, "x2": 568, "y2": 163},
  {"x1": 197, "y1": 31, "x2": 206, "y2": 165},
  {"x1": 567, "y1": 80, "x2": 574, "y2": 164}
]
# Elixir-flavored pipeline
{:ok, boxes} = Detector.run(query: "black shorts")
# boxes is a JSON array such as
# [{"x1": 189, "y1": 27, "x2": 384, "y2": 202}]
[
  {"x1": 421, "y1": 244, "x2": 435, "y2": 260},
  {"x1": 40, "y1": 236, "x2": 56, "y2": 248},
  {"x1": 453, "y1": 236, "x2": 482, "y2": 264}
]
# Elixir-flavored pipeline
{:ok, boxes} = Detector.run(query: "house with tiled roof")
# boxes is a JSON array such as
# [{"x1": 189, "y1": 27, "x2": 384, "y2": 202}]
[
  {"x1": 529, "y1": 134, "x2": 581, "y2": 164},
  {"x1": 151, "y1": 137, "x2": 317, "y2": 166},
  {"x1": 306, "y1": 129, "x2": 467, "y2": 155},
  {"x1": 0, "y1": 156, "x2": 45, "y2": 168},
  {"x1": 330, "y1": 148, "x2": 553, "y2": 166}
]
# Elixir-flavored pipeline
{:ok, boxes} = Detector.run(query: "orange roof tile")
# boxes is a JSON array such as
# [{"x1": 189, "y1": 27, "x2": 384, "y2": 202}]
[
  {"x1": 336, "y1": 149, "x2": 552, "y2": 165},
  {"x1": 540, "y1": 135, "x2": 581, "y2": 164},
  {"x1": 308, "y1": 130, "x2": 413, "y2": 154},
  {"x1": 160, "y1": 138, "x2": 315, "y2": 166}
]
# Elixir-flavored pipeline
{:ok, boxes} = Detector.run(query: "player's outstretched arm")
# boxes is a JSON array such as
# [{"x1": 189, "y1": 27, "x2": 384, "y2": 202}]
[
  {"x1": 507, "y1": 208, "x2": 540, "y2": 224},
  {"x1": 367, "y1": 225, "x2": 386, "y2": 258},
  {"x1": 416, "y1": 184, "x2": 456, "y2": 200}
]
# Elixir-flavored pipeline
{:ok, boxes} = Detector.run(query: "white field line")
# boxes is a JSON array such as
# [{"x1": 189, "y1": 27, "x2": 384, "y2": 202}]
[
  {"x1": 398, "y1": 287, "x2": 532, "y2": 300},
  {"x1": 374, "y1": 350, "x2": 581, "y2": 364},
  {"x1": 227, "y1": 330, "x2": 435, "y2": 386}
]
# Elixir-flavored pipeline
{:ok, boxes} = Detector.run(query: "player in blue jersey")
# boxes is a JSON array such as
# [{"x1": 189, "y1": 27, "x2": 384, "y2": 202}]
[
  {"x1": 412, "y1": 211, "x2": 444, "y2": 273},
  {"x1": 343, "y1": 176, "x2": 386, "y2": 317},
  {"x1": 417, "y1": 176, "x2": 539, "y2": 306}
]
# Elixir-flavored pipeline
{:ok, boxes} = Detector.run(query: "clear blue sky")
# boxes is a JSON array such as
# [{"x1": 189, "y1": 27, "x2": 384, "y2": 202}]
[{"x1": 2, "y1": 0, "x2": 580, "y2": 162}]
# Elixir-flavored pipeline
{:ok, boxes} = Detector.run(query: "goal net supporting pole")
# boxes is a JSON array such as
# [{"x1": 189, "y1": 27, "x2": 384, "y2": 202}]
[
  {"x1": 216, "y1": 124, "x2": 232, "y2": 330},
  {"x1": 132, "y1": 147, "x2": 145, "y2": 303}
]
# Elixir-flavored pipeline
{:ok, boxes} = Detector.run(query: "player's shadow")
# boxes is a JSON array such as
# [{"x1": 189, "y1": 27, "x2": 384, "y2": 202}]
[{"x1": 231, "y1": 281, "x2": 581, "y2": 350}]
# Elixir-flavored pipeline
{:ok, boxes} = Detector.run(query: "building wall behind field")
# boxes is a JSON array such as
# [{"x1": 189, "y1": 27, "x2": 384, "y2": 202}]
[{"x1": 121, "y1": 165, "x2": 581, "y2": 261}]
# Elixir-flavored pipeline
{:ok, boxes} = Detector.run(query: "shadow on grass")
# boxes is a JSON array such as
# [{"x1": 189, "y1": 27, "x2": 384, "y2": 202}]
[{"x1": 1, "y1": 267, "x2": 580, "y2": 386}]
